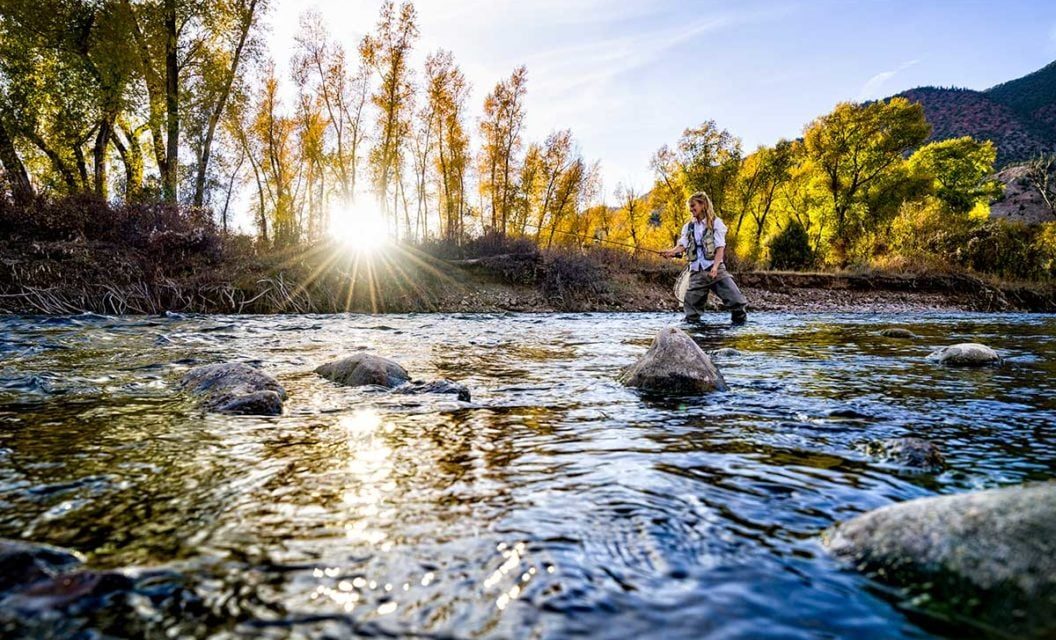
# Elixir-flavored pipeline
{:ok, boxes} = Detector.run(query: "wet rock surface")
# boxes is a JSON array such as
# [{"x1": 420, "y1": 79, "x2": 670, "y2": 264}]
[
  {"x1": 0, "y1": 540, "x2": 83, "y2": 593},
  {"x1": 868, "y1": 437, "x2": 945, "y2": 471},
  {"x1": 620, "y1": 327, "x2": 727, "y2": 393},
  {"x1": 394, "y1": 379, "x2": 471, "y2": 402},
  {"x1": 315, "y1": 353, "x2": 410, "y2": 388},
  {"x1": 927, "y1": 342, "x2": 1001, "y2": 366},
  {"x1": 708, "y1": 347, "x2": 743, "y2": 357},
  {"x1": 878, "y1": 327, "x2": 916, "y2": 338},
  {"x1": 825, "y1": 482, "x2": 1056, "y2": 638},
  {"x1": 179, "y1": 363, "x2": 286, "y2": 415}
]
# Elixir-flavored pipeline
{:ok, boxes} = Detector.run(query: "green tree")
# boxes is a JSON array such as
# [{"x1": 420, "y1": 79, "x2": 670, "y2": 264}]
[
  {"x1": 907, "y1": 137, "x2": 1002, "y2": 215},
  {"x1": 803, "y1": 97, "x2": 930, "y2": 262}
]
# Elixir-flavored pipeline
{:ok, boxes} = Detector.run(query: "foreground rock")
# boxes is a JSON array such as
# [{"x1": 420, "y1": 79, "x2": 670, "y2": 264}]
[
  {"x1": 179, "y1": 363, "x2": 286, "y2": 415},
  {"x1": 927, "y1": 342, "x2": 1001, "y2": 366},
  {"x1": 825, "y1": 482, "x2": 1056, "y2": 637},
  {"x1": 0, "y1": 540, "x2": 83, "y2": 593},
  {"x1": 394, "y1": 379, "x2": 471, "y2": 402},
  {"x1": 867, "y1": 437, "x2": 945, "y2": 471},
  {"x1": 315, "y1": 354, "x2": 410, "y2": 388},
  {"x1": 620, "y1": 327, "x2": 727, "y2": 393}
]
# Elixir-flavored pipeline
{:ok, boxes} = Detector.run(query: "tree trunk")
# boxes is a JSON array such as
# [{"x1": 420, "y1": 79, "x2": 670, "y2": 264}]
[
  {"x1": 0, "y1": 119, "x2": 34, "y2": 204},
  {"x1": 192, "y1": 0, "x2": 257, "y2": 206},
  {"x1": 163, "y1": 0, "x2": 179, "y2": 202},
  {"x1": 92, "y1": 115, "x2": 114, "y2": 198}
]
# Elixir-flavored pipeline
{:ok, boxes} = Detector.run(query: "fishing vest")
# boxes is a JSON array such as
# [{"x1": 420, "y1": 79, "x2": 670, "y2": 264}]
[{"x1": 684, "y1": 220, "x2": 716, "y2": 262}]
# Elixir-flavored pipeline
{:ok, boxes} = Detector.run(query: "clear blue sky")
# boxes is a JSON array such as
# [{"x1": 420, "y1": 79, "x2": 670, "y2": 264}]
[{"x1": 266, "y1": 0, "x2": 1056, "y2": 200}]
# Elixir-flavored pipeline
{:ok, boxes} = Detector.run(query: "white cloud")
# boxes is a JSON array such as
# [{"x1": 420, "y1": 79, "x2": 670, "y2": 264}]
[{"x1": 857, "y1": 59, "x2": 920, "y2": 101}]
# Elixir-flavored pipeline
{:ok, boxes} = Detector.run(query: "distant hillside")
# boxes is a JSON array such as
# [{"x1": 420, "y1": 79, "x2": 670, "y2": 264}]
[{"x1": 891, "y1": 60, "x2": 1056, "y2": 166}]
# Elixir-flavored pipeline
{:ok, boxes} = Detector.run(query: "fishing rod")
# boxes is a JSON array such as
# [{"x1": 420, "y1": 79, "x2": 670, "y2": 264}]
[{"x1": 513, "y1": 219, "x2": 671, "y2": 256}]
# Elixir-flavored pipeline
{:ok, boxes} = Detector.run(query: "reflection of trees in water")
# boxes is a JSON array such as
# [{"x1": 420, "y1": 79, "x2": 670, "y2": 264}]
[{"x1": 0, "y1": 396, "x2": 276, "y2": 567}]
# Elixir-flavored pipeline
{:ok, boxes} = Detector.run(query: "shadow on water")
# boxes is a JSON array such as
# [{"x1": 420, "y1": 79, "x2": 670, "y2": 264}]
[{"x1": 0, "y1": 311, "x2": 1054, "y2": 638}]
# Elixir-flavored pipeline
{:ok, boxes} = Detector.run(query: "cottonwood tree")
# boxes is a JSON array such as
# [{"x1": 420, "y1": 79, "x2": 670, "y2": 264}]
[
  {"x1": 360, "y1": 0, "x2": 418, "y2": 232},
  {"x1": 292, "y1": 9, "x2": 369, "y2": 207},
  {"x1": 803, "y1": 97, "x2": 930, "y2": 261},
  {"x1": 478, "y1": 65, "x2": 527, "y2": 235},
  {"x1": 424, "y1": 50, "x2": 471, "y2": 243}
]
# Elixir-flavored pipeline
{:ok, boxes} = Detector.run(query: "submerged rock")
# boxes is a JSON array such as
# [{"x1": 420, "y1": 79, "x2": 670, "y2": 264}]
[
  {"x1": 868, "y1": 437, "x2": 945, "y2": 471},
  {"x1": 2, "y1": 570, "x2": 135, "y2": 613},
  {"x1": 315, "y1": 354, "x2": 410, "y2": 388},
  {"x1": 878, "y1": 328, "x2": 916, "y2": 339},
  {"x1": 620, "y1": 327, "x2": 727, "y2": 393},
  {"x1": 0, "y1": 539, "x2": 83, "y2": 593},
  {"x1": 708, "y1": 347, "x2": 743, "y2": 357},
  {"x1": 927, "y1": 342, "x2": 1001, "y2": 366},
  {"x1": 825, "y1": 482, "x2": 1056, "y2": 637},
  {"x1": 394, "y1": 379, "x2": 471, "y2": 402},
  {"x1": 179, "y1": 363, "x2": 286, "y2": 415}
]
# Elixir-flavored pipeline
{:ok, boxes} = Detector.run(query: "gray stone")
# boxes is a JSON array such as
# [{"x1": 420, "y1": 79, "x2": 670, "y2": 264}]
[
  {"x1": 394, "y1": 379, "x2": 471, "y2": 402},
  {"x1": 179, "y1": 363, "x2": 286, "y2": 415},
  {"x1": 315, "y1": 354, "x2": 410, "y2": 388},
  {"x1": 879, "y1": 328, "x2": 916, "y2": 339},
  {"x1": 825, "y1": 482, "x2": 1056, "y2": 637},
  {"x1": 868, "y1": 437, "x2": 945, "y2": 471},
  {"x1": 708, "y1": 348, "x2": 743, "y2": 357},
  {"x1": 0, "y1": 539, "x2": 83, "y2": 593},
  {"x1": 927, "y1": 342, "x2": 1001, "y2": 366},
  {"x1": 620, "y1": 327, "x2": 727, "y2": 393},
  {"x1": 2, "y1": 570, "x2": 134, "y2": 613}
]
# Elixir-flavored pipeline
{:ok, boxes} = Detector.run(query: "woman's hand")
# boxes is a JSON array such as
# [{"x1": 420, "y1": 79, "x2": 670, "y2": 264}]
[{"x1": 708, "y1": 265, "x2": 719, "y2": 279}]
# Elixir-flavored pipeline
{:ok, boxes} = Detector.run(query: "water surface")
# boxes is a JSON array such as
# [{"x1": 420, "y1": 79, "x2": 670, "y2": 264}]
[{"x1": 1, "y1": 311, "x2": 1054, "y2": 638}]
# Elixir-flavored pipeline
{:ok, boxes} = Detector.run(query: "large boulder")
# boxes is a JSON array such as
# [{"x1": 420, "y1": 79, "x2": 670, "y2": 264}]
[
  {"x1": 314, "y1": 354, "x2": 410, "y2": 388},
  {"x1": 619, "y1": 327, "x2": 727, "y2": 393},
  {"x1": 179, "y1": 363, "x2": 286, "y2": 415},
  {"x1": 927, "y1": 343, "x2": 1001, "y2": 366},
  {"x1": 825, "y1": 482, "x2": 1056, "y2": 637}
]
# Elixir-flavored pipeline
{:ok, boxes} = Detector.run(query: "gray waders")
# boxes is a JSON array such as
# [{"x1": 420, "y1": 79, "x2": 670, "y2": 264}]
[{"x1": 683, "y1": 263, "x2": 748, "y2": 324}]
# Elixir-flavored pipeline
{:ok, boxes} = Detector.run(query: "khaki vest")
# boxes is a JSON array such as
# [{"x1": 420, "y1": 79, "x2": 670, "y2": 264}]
[{"x1": 685, "y1": 220, "x2": 716, "y2": 262}]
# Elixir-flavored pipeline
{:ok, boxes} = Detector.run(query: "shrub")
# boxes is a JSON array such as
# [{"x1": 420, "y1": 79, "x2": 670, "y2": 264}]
[
  {"x1": 540, "y1": 250, "x2": 604, "y2": 299},
  {"x1": 958, "y1": 220, "x2": 1056, "y2": 281},
  {"x1": 0, "y1": 194, "x2": 222, "y2": 269},
  {"x1": 768, "y1": 221, "x2": 814, "y2": 270}
]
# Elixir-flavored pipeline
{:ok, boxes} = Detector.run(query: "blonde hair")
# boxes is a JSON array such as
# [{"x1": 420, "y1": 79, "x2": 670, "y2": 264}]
[{"x1": 687, "y1": 191, "x2": 716, "y2": 229}]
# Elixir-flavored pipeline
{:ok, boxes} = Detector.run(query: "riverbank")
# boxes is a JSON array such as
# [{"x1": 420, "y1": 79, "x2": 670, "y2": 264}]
[{"x1": 1, "y1": 237, "x2": 1054, "y2": 314}]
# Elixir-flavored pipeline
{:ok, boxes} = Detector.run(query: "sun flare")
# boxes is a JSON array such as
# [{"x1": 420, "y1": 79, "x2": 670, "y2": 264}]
[{"x1": 329, "y1": 200, "x2": 391, "y2": 252}]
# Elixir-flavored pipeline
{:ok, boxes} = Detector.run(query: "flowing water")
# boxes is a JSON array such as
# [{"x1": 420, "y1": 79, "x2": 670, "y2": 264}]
[{"x1": 0, "y1": 312, "x2": 1054, "y2": 638}]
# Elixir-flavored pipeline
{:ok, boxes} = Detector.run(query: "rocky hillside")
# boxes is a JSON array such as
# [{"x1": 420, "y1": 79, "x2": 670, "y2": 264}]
[{"x1": 892, "y1": 60, "x2": 1056, "y2": 166}]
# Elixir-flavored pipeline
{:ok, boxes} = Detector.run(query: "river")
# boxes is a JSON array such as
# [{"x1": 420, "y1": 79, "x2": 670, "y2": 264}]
[{"x1": 1, "y1": 311, "x2": 1054, "y2": 638}]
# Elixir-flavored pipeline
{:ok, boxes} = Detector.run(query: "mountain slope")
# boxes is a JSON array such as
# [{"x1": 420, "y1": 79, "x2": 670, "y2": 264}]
[{"x1": 888, "y1": 60, "x2": 1056, "y2": 165}]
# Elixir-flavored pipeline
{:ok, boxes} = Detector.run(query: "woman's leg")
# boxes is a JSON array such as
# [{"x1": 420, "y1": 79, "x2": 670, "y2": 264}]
[
  {"x1": 683, "y1": 270, "x2": 709, "y2": 321},
  {"x1": 709, "y1": 264, "x2": 748, "y2": 323}
]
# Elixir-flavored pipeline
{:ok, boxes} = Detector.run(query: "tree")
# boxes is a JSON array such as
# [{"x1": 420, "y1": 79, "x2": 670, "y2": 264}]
[
  {"x1": 188, "y1": 0, "x2": 264, "y2": 207},
  {"x1": 908, "y1": 137, "x2": 1002, "y2": 215},
  {"x1": 479, "y1": 65, "x2": 527, "y2": 235},
  {"x1": 424, "y1": 50, "x2": 470, "y2": 243},
  {"x1": 803, "y1": 98, "x2": 930, "y2": 261},
  {"x1": 360, "y1": 0, "x2": 418, "y2": 231},
  {"x1": 1024, "y1": 153, "x2": 1056, "y2": 216},
  {"x1": 615, "y1": 182, "x2": 643, "y2": 253},
  {"x1": 292, "y1": 9, "x2": 369, "y2": 206}
]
